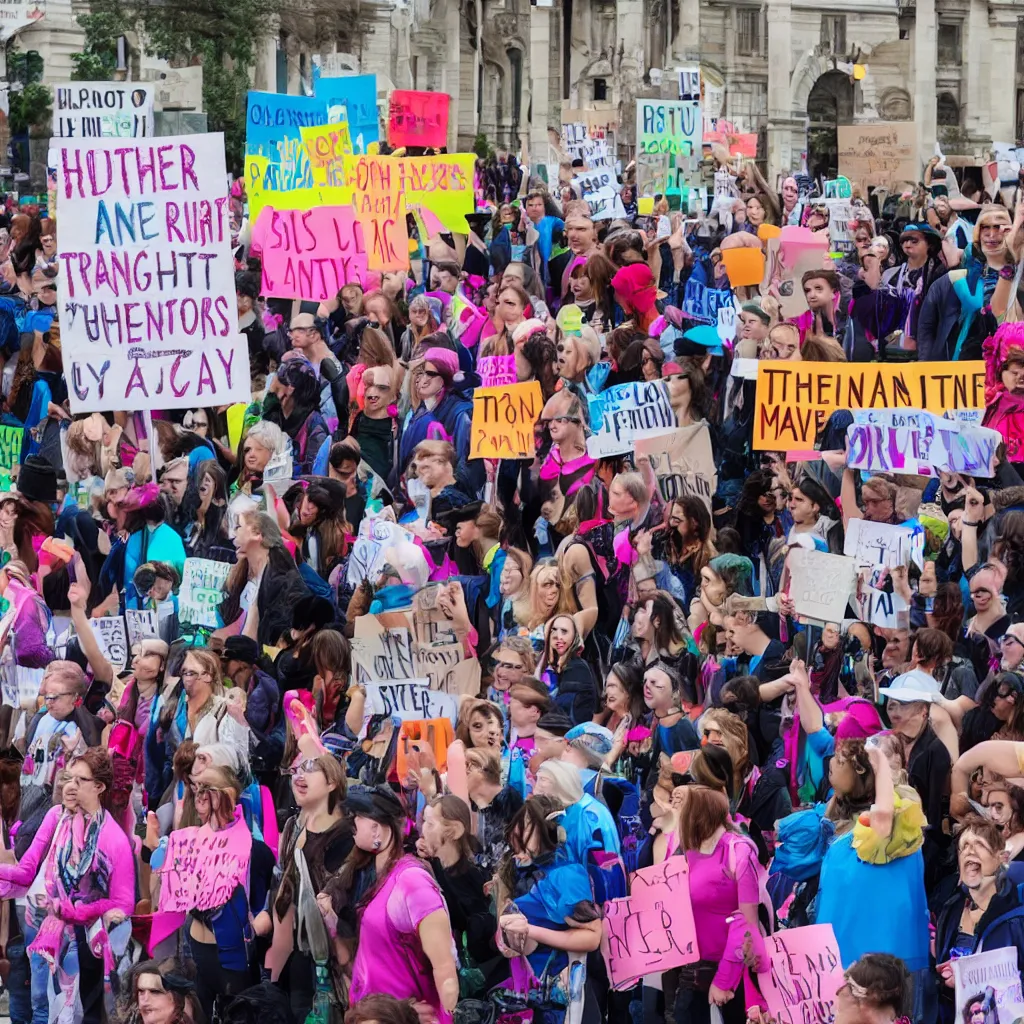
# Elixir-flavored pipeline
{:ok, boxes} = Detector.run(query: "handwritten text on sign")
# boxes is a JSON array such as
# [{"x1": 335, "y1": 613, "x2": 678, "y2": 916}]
[
  {"x1": 587, "y1": 380, "x2": 677, "y2": 458},
  {"x1": 179, "y1": 557, "x2": 232, "y2": 628},
  {"x1": 364, "y1": 678, "x2": 459, "y2": 724},
  {"x1": 55, "y1": 134, "x2": 249, "y2": 413},
  {"x1": 757, "y1": 925, "x2": 843, "y2": 1024},
  {"x1": 387, "y1": 90, "x2": 450, "y2": 149},
  {"x1": 601, "y1": 856, "x2": 699, "y2": 990},
  {"x1": 635, "y1": 423, "x2": 717, "y2": 511},
  {"x1": 753, "y1": 361, "x2": 986, "y2": 449},
  {"x1": 787, "y1": 549, "x2": 857, "y2": 624},
  {"x1": 252, "y1": 205, "x2": 369, "y2": 300},
  {"x1": 52, "y1": 83, "x2": 155, "y2": 139},
  {"x1": 157, "y1": 810, "x2": 253, "y2": 913},
  {"x1": 636, "y1": 99, "x2": 700, "y2": 156},
  {"x1": 844, "y1": 518, "x2": 924, "y2": 570},
  {"x1": 470, "y1": 381, "x2": 543, "y2": 460},
  {"x1": 0, "y1": 425, "x2": 22, "y2": 472}
]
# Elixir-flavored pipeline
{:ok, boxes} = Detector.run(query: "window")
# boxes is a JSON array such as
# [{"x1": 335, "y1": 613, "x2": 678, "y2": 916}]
[
  {"x1": 508, "y1": 48, "x2": 522, "y2": 122},
  {"x1": 937, "y1": 92, "x2": 960, "y2": 127},
  {"x1": 737, "y1": 9, "x2": 761, "y2": 56},
  {"x1": 1016, "y1": 88, "x2": 1024, "y2": 139},
  {"x1": 821, "y1": 15, "x2": 847, "y2": 54},
  {"x1": 593, "y1": 77, "x2": 607, "y2": 101},
  {"x1": 938, "y1": 22, "x2": 962, "y2": 66}
]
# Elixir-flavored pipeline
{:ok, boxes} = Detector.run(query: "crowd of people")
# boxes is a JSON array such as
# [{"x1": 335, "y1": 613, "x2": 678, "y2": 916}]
[{"x1": 1, "y1": 137, "x2": 1024, "y2": 1024}]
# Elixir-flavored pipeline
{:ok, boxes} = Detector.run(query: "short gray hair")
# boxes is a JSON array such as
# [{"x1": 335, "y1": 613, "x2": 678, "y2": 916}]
[{"x1": 244, "y1": 420, "x2": 287, "y2": 456}]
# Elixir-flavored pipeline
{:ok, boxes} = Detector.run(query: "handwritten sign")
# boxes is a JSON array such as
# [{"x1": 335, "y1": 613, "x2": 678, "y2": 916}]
[
  {"x1": 853, "y1": 570, "x2": 910, "y2": 629},
  {"x1": 388, "y1": 90, "x2": 449, "y2": 149},
  {"x1": 364, "y1": 678, "x2": 459, "y2": 723},
  {"x1": 601, "y1": 856, "x2": 699, "y2": 990},
  {"x1": 844, "y1": 519, "x2": 922, "y2": 570},
  {"x1": 837, "y1": 122, "x2": 919, "y2": 189},
  {"x1": 573, "y1": 168, "x2": 626, "y2": 222},
  {"x1": 315, "y1": 74, "x2": 379, "y2": 151},
  {"x1": 125, "y1": 608, "x2": 159, "y2": 649},
  {"x1": 89, "y1": 616, "x2": 128, "y2": 670},
  {"x1": 251, "y1": 205, "x2": 370, "y2": 299},
  {"x1": 756, "y1": 925, "x2": 843, "y2": 1024},
  {"x1": 846, "y1": 409, "x2": 1000, "y2": 478},
  {"x1": 157, "y1": 811, "x2": 253, "y2": 913},
  {"x1": 246, "y1": 91, "x2": 327, "y2": 190},
  {"x1": 300, "y1": 121, "x2": 353, "y2": 186},
  {"x1": 179, "y1": 558, "x2": 231, "y2": 628},
  {"x1": 0, "y1": 425, "x2": 22, "y2": 472},
  {"x1": 478, "y1": 355, "x2": 517, "y2": 388},
  {"x1": 55, "y1": 134, "x2": 249, "y2": 413},
  {"x1": 52, "y1": 83, "x2": 154, "y2": 139},
  {"x1": 470, "y1": 381, "x2": 543, "y2": 460},
  {"x1": 634, "y1": 422, "x2": 717, "y2": 511},
  {"x1": 787, "y1": 549, "x2": 856, "y2": 624},
  {"x1": 682, "y1": 277, "x2": 733, "y2": 325},
  {"x1": 953, "y1": 947, "x2": 1024, "y2": 1024},
  {"x1": 636, "y1": 99, "x2": 700, "y2": 156},
  {"x1": 754, "y1": 361, "x2": 986, "y2": 449},
  {"x1": 587, "y1": 380, "x2": 677, "y2": 459}
]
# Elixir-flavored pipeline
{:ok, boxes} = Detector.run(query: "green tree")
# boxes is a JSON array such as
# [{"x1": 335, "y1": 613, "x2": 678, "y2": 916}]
[
  {"x1": 7, "y1": 51, "x2": 51, "y2": 137},
  {"x1": 71, "y1": 11, "x2": 128, "y2": 81}
]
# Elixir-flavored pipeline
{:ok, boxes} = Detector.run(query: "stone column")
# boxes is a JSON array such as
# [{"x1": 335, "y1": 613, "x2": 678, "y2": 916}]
[
  {"x1": 254, "y1": 17, "x2": 279, "y2": 92},
  {"x1": 914, "y1": 0, "x2": 937, "y2": 162},
  {"x1": 988, "y1": 5, "x2": 1018, "y2": 144},
  {"x1": 673, "y1": 0, "x2": 700, "y2": 61},
  {"x1": 529, "y1": 4, "x2": 551, "y2": 157},
  {"x1": 964, "y1": 0, "x2": 985, "y2": 137},
  {"x1": 766, "y1": 0, "x2": 793, "y2": 181},
  {"x1": 440, "y1": 0, "x2": 461, "y2": 149}
]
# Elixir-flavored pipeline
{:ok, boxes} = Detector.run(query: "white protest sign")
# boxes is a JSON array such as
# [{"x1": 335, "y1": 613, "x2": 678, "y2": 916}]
[
  {"x1": 954, "y1": 947, "x2": 1024, "y2": 1024},
  {"x1": 635, "y1": 422, "x2": 717, "y2": 511},
  {"x1": 847, "y1": 409, "x2": 1000, "y2": 478},
  {"x1": 717, "y1": 300, "x2": 739, "y2": 343},
  {"x1": 573, "y1": 174, "x2": 627, "y2": 222},
  {"x1": 844, "y1": 518, "x2": 920, "y2": 570},
  {"x1": 55, "y1": 133, "x2": 249, "y2": 412},
  {"x1": 89, "y1": 616, "x2": 128, "y2": 670},
  {"x1": 346, "y1": 517, "x2": 427, "y2": 587},
  {"x1": 825, "y1": 198, "x2": 855, "y2": 253},
  {"x1": 364, "y1": 678, "x2": 459, "y2": 723},
  {"x1": 179, "y1": 558, "x2": 232, "y2": 628},
  {"x1": 587, "y1": 380, "x2": 678, "y2": 458},
  {"x1": 562, "y1": 123, "x2": 588, "y2": 157},
  {"x1": 853, "y1": 569, "x2": 910, "y2": 629},
  {"x1": 787, "y1": 548, "x2": 857, "y2": 624},
  {"x1": 352, "y1": 615, "x2": 416, "y2": 681},
  {"x1": 730, "y1": 357, "x2": 760, "y2": 380},
  {"x1": 52, "y1": 83, "x2": 155, "y2": 138},
  {"x1": 125, "y1": 608, "x2": 158, "y2": 649}
]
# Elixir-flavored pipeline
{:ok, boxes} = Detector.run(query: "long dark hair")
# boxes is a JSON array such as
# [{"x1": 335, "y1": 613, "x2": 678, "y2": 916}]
[
  {"x1": 736, "y1": 469, "x2": 775, "y2": 519},
  {"x1": 497, "y1": 795, "x2": 562, "y2": 901},
  {"x1": 825, "y1": 738, "x2": 875, "y2": 831},
  {"x1": 662, "y1": 496, "x2": 712, "y2": 568},
  {"x1": 606, "y1": 659, "x2": 647, "y2": 720}
]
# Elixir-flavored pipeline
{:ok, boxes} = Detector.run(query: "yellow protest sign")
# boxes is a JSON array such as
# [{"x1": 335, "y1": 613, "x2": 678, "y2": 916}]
[
  {"x1": 754, "y1": 360, "x2": 986, "y2": 449},
  {"x1": 301, "y1": 122, "x2": 353, "y2": 186},
  {"x1": 470, "y1": 381, "x2": 544, "y2": 459}
]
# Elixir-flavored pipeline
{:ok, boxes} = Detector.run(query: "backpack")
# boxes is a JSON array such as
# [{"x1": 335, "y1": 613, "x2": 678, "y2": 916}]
[
  {"x1": 599, "y1": 775, "x2": 644, "y2": 873},
  {"x1": 724, "y1": 831, "x2": 776, "y2": 936}
]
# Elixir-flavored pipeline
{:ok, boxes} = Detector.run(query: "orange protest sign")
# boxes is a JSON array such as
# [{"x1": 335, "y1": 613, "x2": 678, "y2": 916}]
[
  {"x1": 721, "y1": 247, "x2": 765, "y2": 287},
  {"x1": 758, "y1": 223, "x2": 782, "y2": 241},
  {"x1": 470, "y1": 381, "x2": 543, "y2": 459}
]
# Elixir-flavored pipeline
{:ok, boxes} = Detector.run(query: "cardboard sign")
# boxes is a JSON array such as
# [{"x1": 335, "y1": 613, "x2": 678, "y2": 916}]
[
  {"x1": 587, "y1": 380, "x2": 677, "y2": 459},
  {"x1": 470, "y1": 381, "x2": 543, "y2": 460},
  {"x1": 825, "y1": 198, "x2": 855, "y2": 254},
  {"x1": 478, "y1": 355, "x2": 517, "y2": 389},
  {"x1": 179, "y1": 558, "x2": 232, "y2": 628},
  {"x1": 754, "y1": 361, "x2": 986, "y2": 449},
  {"x1": 953, "y1": 947, "x2": 1024, "y2": 1024},
  {"x1": 634, "y1": 422, "x2": 717, "y2": 511},
  {"x1": 757, "y1": 925, "x2": 844, "y2": 1024},
  {"x1": 364, "y1": 678, "x2": 459, "y2": 723},
  {"x1": 157, "y1": 810, "x2": 253, "y2": 914},
  {"x1": 52, "y1": 83, "x2": 154, "y2": 139},
  {"x1": 846, "y1": 409, "x2": 1000, "y2": 478},
  {"x1": 89, "y1": 616, "x2": 128, "y2": 670},
  {"x1": 837, "y1": 122, "x2": 919, "y2": 189},
  {"x1": 55, "y1": 134, "x2": 249, "y2": 413},
  {"x1": 844, "y1": 519, "x2": 922, "y2": 570},
  {"x1": 252, "y1": 205, "x2": 370, "y2": 298},
  {"x1": 787, "y1": 549, "x2": 856, "y2": 624},
  {"x1": 387, "y1": 90, "x2": 449, "y2": 149},
  {"x1": 125, "y1": 608, "x2": 158, "y2": 649},
  {"x1": 601, "y1": 856, "x2": 699, "y2": 990},
  {"x1": 0, "y1": 424, "x2": 22, "y2": 472}
]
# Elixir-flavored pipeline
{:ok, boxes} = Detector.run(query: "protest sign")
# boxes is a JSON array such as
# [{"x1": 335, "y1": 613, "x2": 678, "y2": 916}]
[
  {"x1": 179, "y1": 558, "x2": 232, "y2": 628},
  {"x1": 846, "y1": 409, "x2": 1000, "y2": 478},
  {"x1": 246, "y1": 92, "x2": 327, "y2": 190},
  {"x1": 477, "y1": 355, "x2": 516, "y2": 389},
  {"x1": 953, "y1": 947, "x2": 1024, "y2": 1024},
  {"x1": 601, "y1": 856, "x2": 699, "y2": 990},
  {"x1": 55, "y1": 134, "x2": 249, "y2": 413},
  {"x1": 315, "y1": 74, "x2": 379, "y2": 151},
  {"x1": 157, "y1": 811, "x2": 253, "y2": 914},
  {"x1": 721, "y1": 247, "x2": 765, "y2": 288},
  {"x1": 346, "y1": 518, "x2": 427, "y2": 588},
  {"x1": 89, "y1": 616, "x2": 128, "y2": 669},
  {"x1": 300, "y1": 122, "x2": 353, "y2": 187},
  {"x1": 0, "y1": 424, "x2": 22, "y2": 472},
  {"x1": 470, "y1": 381, "x2": 543, "y2": 460},
  {"x1": 761, "y1": 234, "x2": 830, "y2": 320},
  {"x1": 352, "y1": 615, "x2": 417, "y2": 682},
  {"x1": 586, "y1": 380, "x2": 677, "y2": 459},
  {"x1": 414, "y1": 640, "x2": 480, "y2": 695},
  {"x1": 364, "y1": 678, "x2": 459, "y2": 723},
  {"x1": 52, "y1": 83, "x2": 154, "y2": 139},
  {"x1": 573, "y1": 168, "x2": 626, "y2": 221},
  {"x1": 825, "y1": 199, "x2": 855, "y2": 254},
  {"x1": 845, "y1": 518, "x2": 923, "y2": 570},
  {"x1": 787, "y1": 549, "x2": 856, "y2": 624},
  {"x1": 636, "y1": 99, "x2": 700, "y2": 156},
  {"x1": 636, "y1": 150, "x2": 671, "y2": 198},
  {"x1": 754, "y1": 361, "x2": 986, "y2": 449},
  {"x1": 251, "y1": 205, "x2": 371, "y2": 299},
  {"x1": 838, "y1": 122, "x2": 918, "y2": 189},
  {"x1": 634, "y1": 422, "x2": 717, "y2": 511},
  {"x1": 757, "y1": 925, "x2": 843, "y2": 1024},
  {"x1": 681, "y1": 277, "x2": 733, "y2": 325},
  {"x1": 561, "y1": 109, "x2": 618, "y2": 138},
  {"x1": 853, "y1": 571, "x2": 910, "y2": 628},
  {"x1": 388, "y1": 90, "x2": 449, "y2": 149},
  {"x1": 0, "y1": 0, "x2": 43, "y2": 40},
  {"x1": 125, "y1": 608, "x2": 158, "y2": 649}
]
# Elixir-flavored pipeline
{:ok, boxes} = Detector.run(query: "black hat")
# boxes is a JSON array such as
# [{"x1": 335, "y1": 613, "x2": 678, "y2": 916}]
[
  {"x1": 18, "y1": 455, "x2": 57, "y2": 504},
  {"x1": 435, "y1": 500, "x2": 483, "y2": 531},
  {"x1": 346, "y1": 784, "x2": 406, "y2": 823},
  {"x1": 536, "y1": 709, "x2": 573, "y2": 736},
  {"x1": 222, "y1": 635, "x2": 259, "y2": 664}
]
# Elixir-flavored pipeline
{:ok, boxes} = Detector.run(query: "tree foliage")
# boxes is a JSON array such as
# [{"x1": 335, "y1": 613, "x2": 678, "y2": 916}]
[
  {"x1": 72, "y1": 0, "x2": 283, "y2": 169},
  {"x1": 7, "y1": 51, "x2": 51, "y2": 137}
]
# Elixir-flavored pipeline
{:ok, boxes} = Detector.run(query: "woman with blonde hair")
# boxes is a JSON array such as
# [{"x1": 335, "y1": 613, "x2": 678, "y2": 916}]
[
  {"x1": 526, "y1": 561, "x2": 569, "y2": 645},
  {"x1": 766, "y1": 322, "x2": 801, "y2": 360},
  {"x1": 482, "y1": 280, "x2": 530, "y2": 357},
  {"x1": 800, "y1": 334, "x2": 847, "y2": 362},
  {"x1": 496, "y1": 547, "x2": 533, "y2": 639}
]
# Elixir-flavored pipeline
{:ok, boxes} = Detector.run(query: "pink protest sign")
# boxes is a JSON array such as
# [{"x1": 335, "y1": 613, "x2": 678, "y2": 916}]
[
  {"x1": 388, "y1": 90, "x2": 450, "y2": 149},
  {"x1": 157, "y1": 810, "x2": 253, "y2": 913},
  {"x1": 757, "y1": 924, "x2": 843, "y2": 1024},
  {"x1": 478, "y1": 355, "x2": 516, "y2": 388},
  {"x1": 252, "y1": 205, "x2": 369, "y2": 301},
  {"x1": 601, "y1": 856, "x2": 699, "y2": 990}
]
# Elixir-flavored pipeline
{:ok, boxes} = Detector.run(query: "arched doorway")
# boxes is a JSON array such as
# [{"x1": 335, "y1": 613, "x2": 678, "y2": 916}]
[{"x1": 807, "y1": 70, "x2": 854, "y2": 180}]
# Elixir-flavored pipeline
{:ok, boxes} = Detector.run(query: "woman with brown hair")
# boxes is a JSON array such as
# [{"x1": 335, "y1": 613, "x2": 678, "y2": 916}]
[
  {"x1": 455, "y1": 699, "x2": 504, "y2": 754},
  {"x1": 482, "y1": 281, "x2": 530, "y2": 357},
  {"x1": 646, "y1": 496, "x2": 716, "y2": 609},
  {"x1": 495, "y1": 547, "x2": 533, "y2": 641},
  {"x1": 112, "y1": 956, "x2": 203, "y2": 1024},
  {"x1": 569, "y1": 252, "x2": 617, "y2": 328},
  {"x1": 537, "y1": 613, "x2": 599, "y2": 724}
]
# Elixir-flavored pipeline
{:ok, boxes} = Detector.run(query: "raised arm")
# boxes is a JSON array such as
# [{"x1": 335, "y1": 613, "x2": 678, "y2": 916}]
[{"x1": 68, "y1": 582, "x2": 114, "y2": 687}]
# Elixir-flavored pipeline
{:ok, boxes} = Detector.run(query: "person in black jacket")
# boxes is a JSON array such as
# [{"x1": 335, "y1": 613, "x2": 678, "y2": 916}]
[{"x1": 538, "y1": 613, "x2": 599, "y2": 724}]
